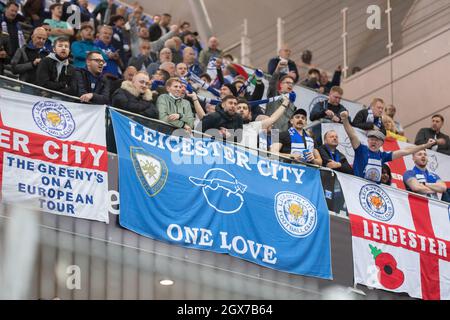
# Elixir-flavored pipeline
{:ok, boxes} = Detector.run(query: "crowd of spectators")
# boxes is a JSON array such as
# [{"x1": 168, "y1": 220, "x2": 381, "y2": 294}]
[{"x1": 0, "y1": 0, "x2": 449, "y2": 203}]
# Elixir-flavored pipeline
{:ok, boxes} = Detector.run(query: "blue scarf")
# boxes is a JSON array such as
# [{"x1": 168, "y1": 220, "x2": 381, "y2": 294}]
[
  {"x1": 27, "y1": 41, "x2": 49, "y2": 55},
  {"x1": 288, "y1": 127, "x2": 310, "y2": 156},
  {"x1": 325, "y1": 145, "x2": 340, "y2": 162}
]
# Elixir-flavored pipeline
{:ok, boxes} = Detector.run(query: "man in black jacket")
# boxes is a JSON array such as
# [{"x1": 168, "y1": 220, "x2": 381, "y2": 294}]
[
  {"x1": 200, "y1": 95, "x2": 243, "y2": 143},
  {"x1": 415, "y1": 114, "x2": 450, "y2": 155},
  {"x1": 310, "y1": 86, "x2": 348, "y2": 123},
  {"x1": 1, "y1": 2, "x2": 25, "y2": 58},
  {"x1": 35, "y1": 37, "x2": 76, "y2": 95},
  {"x1": 111, "y1": 71, "x2": 158, "y2": 119},
  {"x1": 148, "y1": 13, "x2": 171, "y2": 41},
  {"x1": 352, "y1": 97, "x2": 386, "y2": 135},
  {"x1": 265, "y1": 70, "x2": 296, "y2": 132},
  {"x1": 11, "y1": 27, "x2": 49, "y2": 83},
  {"x1": 75, "y1": 51, "x2": 111, "y2": 105}
]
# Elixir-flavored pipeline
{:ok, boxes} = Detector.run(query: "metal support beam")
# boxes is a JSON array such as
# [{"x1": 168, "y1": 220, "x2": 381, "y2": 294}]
[
  {"x1": 277, "y1": 17, "x2": 285, "y2": 53},
  {"x1": 241, "y1": 19, "x2": 251, "y2": 66},
  {"x1": 386, "y1": 0, "x2": 393, "y2": 55}
]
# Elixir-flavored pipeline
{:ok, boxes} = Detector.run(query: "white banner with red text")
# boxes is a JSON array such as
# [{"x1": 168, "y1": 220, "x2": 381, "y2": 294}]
[
  {"x1": 336, "y1": 172, "x2": 450, "y2": 300},
  {"x1": 322, "y1": 123, "x2": 450, "y2": 190},
  {"x1": 0, "y1": 89, "x2": 109, "y2": 223}
]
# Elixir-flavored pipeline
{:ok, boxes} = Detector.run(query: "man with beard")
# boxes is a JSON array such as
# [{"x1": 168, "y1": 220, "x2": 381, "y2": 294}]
[
  {"x1": 415, "y1": 114, "x2": 450, "y2": 155},
  {"x1": 403, "y1": 150, "x2": 447, "y2": 200},
  {"x1": 199, "y1": 95, "x2": 243, "y2": 143},
  {"x1": 341, "y1": 111, "x2": 436, "y2": 183},
  {"x1": 36, "y1": 37, "x2": 76, "y2": 95},
  {"x1": 236, "y1": 98, "x2": 289, "y2": 152},
  {"x1": 270, "y1": 109, "x2": 322, "y2": 165}
]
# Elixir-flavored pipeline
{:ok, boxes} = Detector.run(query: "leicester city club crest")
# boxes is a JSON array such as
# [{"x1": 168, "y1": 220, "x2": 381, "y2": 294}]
[
  {"x1": 359, "y1": 184, "x2": 394, "y2": 221},
  {"x1": 131, "y1": 147, "x2": 168, "y2": 197},
  {"x1": 32, "y1": 101, "x2": 75, "y2": 139},
  {"x1": 274, "y1": 192, "x2": 317, "y2": 238}
]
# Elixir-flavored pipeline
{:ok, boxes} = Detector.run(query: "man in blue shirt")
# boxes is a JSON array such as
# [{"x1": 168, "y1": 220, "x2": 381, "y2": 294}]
[
  {"x1": 403, "y1": 150, "x2": 447, "y2": 199},
  {"x1": 340, "y1": 111, "x2": 436, "y2": 184}
]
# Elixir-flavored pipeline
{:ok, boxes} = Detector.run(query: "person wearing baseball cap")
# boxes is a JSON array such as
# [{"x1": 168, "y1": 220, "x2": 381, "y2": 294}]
[
  {"x1": 340, "y1": 111, "x2": 437, "y2": 183},
  {"x1": 270, "y1": 108, "x2": 322, "y2": 165}
]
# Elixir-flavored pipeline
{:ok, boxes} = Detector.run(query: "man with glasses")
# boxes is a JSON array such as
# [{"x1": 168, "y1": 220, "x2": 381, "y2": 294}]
[
  {"x1": 74, "y1": 51, "x2": 111, "y2": 104},
  {"x1": 199, "y1": 95, "x2": 244, "y2": 143},
  {"x1": 265, "y1": 74, "x2": 296, "y2": 132}
]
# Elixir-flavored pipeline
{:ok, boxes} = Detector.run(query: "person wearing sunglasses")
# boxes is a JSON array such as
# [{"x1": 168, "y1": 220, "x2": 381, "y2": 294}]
[{"x1": 75, "y1": 51, "x2": 111, "y2": 104}]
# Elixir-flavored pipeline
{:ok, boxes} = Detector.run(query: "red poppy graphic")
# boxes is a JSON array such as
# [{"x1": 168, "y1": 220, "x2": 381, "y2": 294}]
[{"x1": 370, "y1": 245, "x2": 405, "y2": 290}]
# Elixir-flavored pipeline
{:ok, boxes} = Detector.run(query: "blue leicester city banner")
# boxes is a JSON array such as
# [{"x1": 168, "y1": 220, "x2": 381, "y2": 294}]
[{"x1": 111, "y1": 110, "x2": 332, "y2": 279}]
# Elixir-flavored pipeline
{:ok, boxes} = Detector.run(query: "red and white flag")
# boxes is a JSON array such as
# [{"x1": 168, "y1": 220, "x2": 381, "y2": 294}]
[
  {"x1": 0, "y1": 89, "x2": 109, "y2": 223},
  {"x1": 336, "y1": 172, "x2": 450, "y2": 300}
]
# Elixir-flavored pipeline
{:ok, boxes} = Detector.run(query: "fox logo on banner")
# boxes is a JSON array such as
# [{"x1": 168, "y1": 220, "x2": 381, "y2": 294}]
[
  {"x1": 336, "y1": 172, "x2": 450, "y2": 300},
  {"x1": 0, "y1": 89, "x2": 109, "y2": 223},
  {"x1": 110, "y1": 109, "x2": 332, "y2": 279}
]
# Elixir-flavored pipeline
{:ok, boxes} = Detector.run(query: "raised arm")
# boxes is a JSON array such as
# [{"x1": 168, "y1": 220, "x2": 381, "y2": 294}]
[
  {"x1": 187, "y1": 91, "x2": 205, "y2": 120},
  {"x1": 340, "y1": 111, "x2": 360, "y2": 149},
  {"x1": 260, "y1": 96, "x2": 289, "y2": 130}
]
